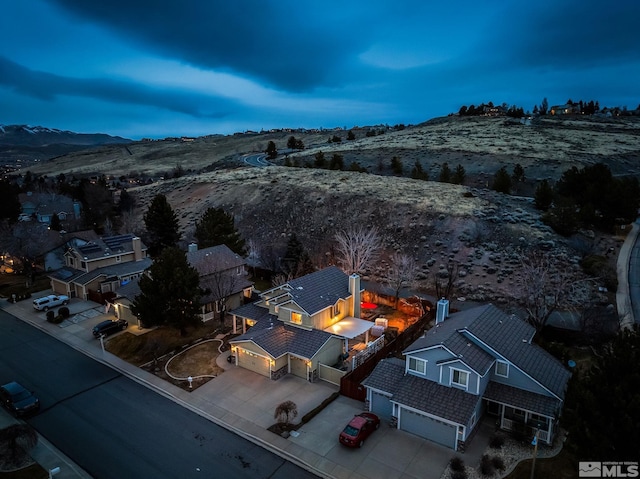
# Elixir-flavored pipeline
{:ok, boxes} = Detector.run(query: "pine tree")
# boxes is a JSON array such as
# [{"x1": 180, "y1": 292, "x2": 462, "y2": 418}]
[
  {"x1": 452, "y1": 165, "x2": 466, "y2": 185},
  {"x1": 439, "y1": 163, "x2": 451, "y2": 183},
  {"x1": 265, "y1": 141, "x2": 277, "y2": 159},
  {"x1": 410, "y1": 160, "x2": 429, "y2": 180},
  {"x1": 132, "y1": 247, "x2": 203, "y2": 335},
  {"x1": 492, "y1": 166, "x2": 512, "y2": 194},
  {"x1": 143, "y1": 194, "x2": 180, "y2": 257},
  {"x1": 534, "y1": 179, "x2": 554, "y2": 210},
  {"x1": 194, "y1": 207, "x2": 246, "y2": 255}
]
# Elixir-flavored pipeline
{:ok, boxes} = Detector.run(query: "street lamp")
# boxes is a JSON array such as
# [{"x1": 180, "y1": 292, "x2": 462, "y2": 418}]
[{"x1": 529, "y1": 429, "x2": 539, "y2": 479}]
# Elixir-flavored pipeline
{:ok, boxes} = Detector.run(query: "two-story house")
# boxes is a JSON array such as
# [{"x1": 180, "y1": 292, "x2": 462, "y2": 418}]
[
  {"x1": 19, "y1": 192, "x2": 82, "y2": 224},
  {"x1": 49, "y1": 234, "x2": 151, "y2": 301},
  {"x1": 186, "y1": 243, "x2": 253, "y2": 322},
  {"x1": 363, "y1": 301, "x2": 571, "y2": 451},
  {"x1": 229, "y1": 266, "x2": 374, "y2": 382}
]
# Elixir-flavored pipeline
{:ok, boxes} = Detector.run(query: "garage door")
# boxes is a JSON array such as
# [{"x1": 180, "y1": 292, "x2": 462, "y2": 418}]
[
  {"x1": 237, "y1": 349, "x2": 270, "y2": 377},
  {"x1": 290, "y1": 356, "x2": 308, "y2": 379},
  {"x1": 400, "y1": 408, "x2": 457, "y2": 449},
  {"x1": 370, "y1": 391, "x2": 393, "y2": 419}
]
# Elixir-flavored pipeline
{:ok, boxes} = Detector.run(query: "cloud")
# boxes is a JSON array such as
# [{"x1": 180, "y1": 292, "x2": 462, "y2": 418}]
[{"x1": 0, "y1": 56, "x2": 232, "y2": 118}]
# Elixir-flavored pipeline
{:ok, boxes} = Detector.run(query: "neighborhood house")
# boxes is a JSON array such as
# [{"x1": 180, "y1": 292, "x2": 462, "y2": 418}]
[
  {"x1": 48, "y1": 234, "x2": 151, "y2": 302},
  {"x1": 363, "y1": 301, "x2": 571, "y2": 451},
  {"x1": 229, "y1": 266, "x2": 376, "y2": 382}
]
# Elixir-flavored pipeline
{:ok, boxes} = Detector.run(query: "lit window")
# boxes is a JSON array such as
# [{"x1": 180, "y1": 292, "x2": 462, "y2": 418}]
[
  {"x1": 332, "y1": 303, "x2": 341, "y2": 317},
  {"x1": 291, "y1": 312, "x2": 302, "y2": 324},
  {"x1": 408, "y1": 357, "x2": 426, "y2": 374},
  {"x1": 452, "y1": 369, "x2": 469, "y2": 388},
  {"x1": 495, "y1": 361, "x2": 509, "y2": 378}
]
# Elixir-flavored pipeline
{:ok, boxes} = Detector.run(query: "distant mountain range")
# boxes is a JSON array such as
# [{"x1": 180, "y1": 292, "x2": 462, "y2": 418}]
[{"x1": 0, "y1": 124, "x2": 132, "y2": 167}]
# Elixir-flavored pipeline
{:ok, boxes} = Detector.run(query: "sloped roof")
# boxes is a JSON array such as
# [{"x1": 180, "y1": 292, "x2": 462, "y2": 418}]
[
  {"x1": 51, "y1": 258, "x2": 152, "y2": 286},
  {"x1": 230, "y1": 322, "x2": 336, "y2": 360},
  {"x1": 230, "y1": 302, "x2": 273, "y2": 322},
  {"x1": 186, "y1": 244, "x2": 246, "y2": 276},
  {"x1": 484, "y1": 382, "x2": 560, "y2": 418},
  {"x1": 199, "y1": 273, "x2": 253, "y2": 303},
  {"x1": 404, "y1": 304, "x2": 570, "y2": 399},
  {"x1": 73, "y1": 234, "x2": 147, "y2": 261},
  {"x1": 361, "y1": 358, "x2": 405, "y2": 395},
  {"x1": 285, "y1": 266, "x2": 351, "y2": 315},
  {"x1": 115, "y1": 278, "x2": 142, "y2": 301}
]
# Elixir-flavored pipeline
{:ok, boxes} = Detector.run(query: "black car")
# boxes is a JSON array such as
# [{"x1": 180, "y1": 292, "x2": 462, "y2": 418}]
[
  {"x1": 0, "y1": 381, "x2": 40, "y2": 417},
  {"x1": 92, "y1": 319, "x2": 128, "y2": 338}
]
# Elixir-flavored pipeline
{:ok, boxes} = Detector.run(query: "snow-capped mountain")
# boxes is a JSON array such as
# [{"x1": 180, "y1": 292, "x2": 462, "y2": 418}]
[{"x1": 0, "y1": 124, "x2": 131, "y2": 147}]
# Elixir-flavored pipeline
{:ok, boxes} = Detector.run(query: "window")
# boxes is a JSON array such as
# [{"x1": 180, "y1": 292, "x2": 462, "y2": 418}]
[
  {"x1": 80, "y1": 261, "x2": 86, "y2": 269},
  {"x1": 408, "y1": 357, "x2": 426, "y2": 375},
  {"x1": 452, "y1": 369, "x2": 469, "y2": 388},
  {"x1": 332, "y1": 303, "x2": 341, "y2": 317},
  {"x1": 495, "y1": 360, "x2": 509, "y2": 378},
  {"x1": 116, "y1": 255, "x2": 122, "y2": 263},
  {"x1": 291, "y1": 312, "x2": 302, "y2": 324}
]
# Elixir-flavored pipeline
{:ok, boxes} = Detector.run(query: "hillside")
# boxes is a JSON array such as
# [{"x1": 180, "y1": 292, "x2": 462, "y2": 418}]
[{"x1": 21, "y1": 114, "x2": 639, "y2": 308}]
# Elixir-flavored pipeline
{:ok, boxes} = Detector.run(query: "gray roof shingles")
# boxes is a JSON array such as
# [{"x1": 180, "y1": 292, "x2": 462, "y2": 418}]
[
  {"x1": 186, "y1": 244, "x2": 246, "y2": 276},
  {"x1": 286, "y1": 266, "x2": 351, "y2": 315},
  {"x1": 484, "y1": 382, "x2": 560, "y2": 417}
]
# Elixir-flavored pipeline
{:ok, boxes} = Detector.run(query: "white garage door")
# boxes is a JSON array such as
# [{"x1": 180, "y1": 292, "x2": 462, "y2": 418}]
[
  {"x1": 400, "y1": 408, "x2": 457, "y2": 449},
  {"x1": 237, "y1": 349, "x2": 270, "y2": 377},
  {"x1": 370, "y1": 391, "x2": 394, "y2": 419},
  {"x1": 290, "y1": 356, "x2": 308, "y2": 379}
]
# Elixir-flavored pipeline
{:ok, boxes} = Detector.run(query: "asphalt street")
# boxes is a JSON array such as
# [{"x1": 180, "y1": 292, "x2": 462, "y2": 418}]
[{"x1": 0, "y1": 311, "x2": 318, "y2": 479}]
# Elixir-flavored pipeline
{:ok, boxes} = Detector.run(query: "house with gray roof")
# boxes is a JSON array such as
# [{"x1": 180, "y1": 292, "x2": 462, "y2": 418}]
[
  {"x1": 49, "y1": 234, "x2": 151, "y2": 304},
  {"x1": 229, "y1": 266, "x2": 373, "y2": 382},
  {"x1": 362, "y1": 302, "x2": 571, "y2": 451},
  {"x1": 186, "y1": 243, "x2": 253, "y2": 322}
]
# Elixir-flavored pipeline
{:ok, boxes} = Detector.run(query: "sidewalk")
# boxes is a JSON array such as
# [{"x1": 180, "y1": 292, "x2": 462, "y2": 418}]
[{"x1": 2, "y1": 293, "x2": 471, "y2": 479}]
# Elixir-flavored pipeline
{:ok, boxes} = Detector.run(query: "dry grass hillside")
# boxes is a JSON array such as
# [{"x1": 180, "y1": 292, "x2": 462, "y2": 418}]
[{"x1": 25, "y1": 115, "x2": 640, "y2": 308}]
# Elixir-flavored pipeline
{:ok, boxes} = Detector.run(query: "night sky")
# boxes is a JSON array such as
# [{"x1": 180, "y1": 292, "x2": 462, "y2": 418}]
[{"x1": 1, "y1": 0, "x2": 638, "y2": 139}]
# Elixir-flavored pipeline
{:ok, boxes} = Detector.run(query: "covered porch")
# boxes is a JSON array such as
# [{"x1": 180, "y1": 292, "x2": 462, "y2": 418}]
[{"x1": 323, "y1": 316, "x2": 386, "y2": 372}]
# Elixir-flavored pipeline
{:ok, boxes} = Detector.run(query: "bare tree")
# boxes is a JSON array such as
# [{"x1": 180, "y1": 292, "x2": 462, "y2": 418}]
[
  {"x1": 517, "y1": 252, "x2": 586, "y2": 332},
  {"x1": 433, "y1": 261, "x2": 459, "y2": 300},
  {"x1": 334, "y1": 226, "x2": 382, "y2": 274},
  {"x1": 118, "y1": 210, "x2": 142, "y2": 235},
  {"x1": 199, "y1": 254, "x2": 241, "y2": 322},
  {"x1": 274, "y1": 400, "x2": 298, "y2": 425},
  {"x1": 0, "y1": 423, "x2": 38, "y2": 467},
  {"x1": 386, "y1": 253, "x2": 417, "y2": 304},
  {"x1": 0, "y1": 221, "x2": 51, "y2": 286}
]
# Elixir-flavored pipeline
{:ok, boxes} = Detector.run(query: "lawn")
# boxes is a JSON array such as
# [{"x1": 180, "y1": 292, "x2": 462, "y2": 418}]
[{"x1": 106, "y1": 320, "x2": 227, "y2": 366}]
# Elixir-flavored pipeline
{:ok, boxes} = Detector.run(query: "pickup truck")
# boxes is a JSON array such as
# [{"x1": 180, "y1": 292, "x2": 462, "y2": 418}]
[{"x1": 33, "y1": 295, "x2": 69, "y2": 311}]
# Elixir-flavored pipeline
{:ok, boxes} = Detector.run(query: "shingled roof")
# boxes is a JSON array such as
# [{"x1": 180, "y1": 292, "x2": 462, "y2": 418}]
[
  {"x1": 186, "y1": 244, "x2": 245, "y2": 276},
  {"x1": 280, "y1": 266, "x2": 351, "y2": 315},
  {"x1": 230, "y1": 322, "x2": 335, "y2": 359}
]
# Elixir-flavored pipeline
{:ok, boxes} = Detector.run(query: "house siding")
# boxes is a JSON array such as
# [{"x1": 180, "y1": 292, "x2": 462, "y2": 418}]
[
  {"x1": 311, "y1": 337, "x2": 343, "y2": 369},
  {"x1": 491, "y1": 365, "x2": 551, "y2": 397},
  {"x1": 410, "y1": 347, "x2": 452, "y2": 382},
  {"x1": 440, "y1": 361, "x2": 479, "y2": 394}
]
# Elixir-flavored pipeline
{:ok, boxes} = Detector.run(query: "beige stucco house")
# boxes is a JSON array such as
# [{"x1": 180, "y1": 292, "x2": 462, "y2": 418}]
[{"x1": 229, "y1": 266, "x2": 374, "y2": 382}]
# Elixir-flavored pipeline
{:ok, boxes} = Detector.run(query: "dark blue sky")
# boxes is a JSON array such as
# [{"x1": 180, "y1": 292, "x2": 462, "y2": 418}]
[{"x1": 1, "y1": 0, "x2": 638, "y2": 139}]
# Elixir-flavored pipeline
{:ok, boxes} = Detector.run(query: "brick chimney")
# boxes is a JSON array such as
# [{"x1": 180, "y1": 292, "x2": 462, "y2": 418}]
[{"x1": 349, "y1": 274, "x2": 361, "y2": 318}]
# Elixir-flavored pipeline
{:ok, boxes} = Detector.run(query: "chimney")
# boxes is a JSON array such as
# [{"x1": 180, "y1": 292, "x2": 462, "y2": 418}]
[
  {"x1": 349, "y1": 274, "x2": 361, "y2": 318},
  {"x1": 188, "y1": 242, "x2": 198, "y2": 253},
  {"x1": 436, "y1": 298, "x2": 449, "y2": 324},
  {"x1": 132, "y1": 236, "x2": 142, "y2": 261}
]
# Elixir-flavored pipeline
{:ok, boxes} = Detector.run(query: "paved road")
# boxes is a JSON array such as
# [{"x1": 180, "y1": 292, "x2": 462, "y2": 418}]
[
  {"x1": 0, "y1": 311, "x2": 318, "y2": 479},
  {"x1": 629, "y1": 227, "x2": 640, "y2": 324},
  {"x1": 243, "y1": 153, "x2": 271, "y2": 167}
]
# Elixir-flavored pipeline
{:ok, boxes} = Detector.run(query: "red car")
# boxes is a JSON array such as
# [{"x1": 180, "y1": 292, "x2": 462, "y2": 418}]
[{"x1": 339, "y1": 412, "x2": 380, "y2": 447}]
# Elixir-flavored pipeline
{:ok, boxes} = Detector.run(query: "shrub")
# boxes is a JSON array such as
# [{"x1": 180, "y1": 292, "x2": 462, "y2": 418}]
[
  {"x1": 58, "y1": 307, "x2": 70, "y2": 319},
  {"x1": 451, "y1": 471, "x2": 468, "y2": 479},
  {"x1": 489, "y1": 434, "x2": 504, "y2": 449},
  {"x1": 450, "y1": 456, "x2": 465, "y2": 472},
  {"x1": 491, "y1": 456, "x2": 505, "y2": 472},
  {"x1": 300, "y1": 392, "x2": 340, "y2": 424},
  {"x1": 480, "y1": 454, "x2": 495, "y2": 477},
  {"x1": 46, "y1": 311, "x2": 55, "y2": 322}
]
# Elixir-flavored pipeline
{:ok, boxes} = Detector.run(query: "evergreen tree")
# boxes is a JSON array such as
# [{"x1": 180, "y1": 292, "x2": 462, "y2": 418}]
[
  {"x1": 49, "y1": 213, "x2": 62, "y2": 231},
  {"x1": 118, "y1": 189, "x2": 136, "y2": 213},
  {"x1": 143, "y1": 194, "x2": 180, "y2": 257},
  {"x1": 439, "y1": 163, "x2": 451, "y2": 183},
  {"x1": 512, "y1": 163, "x2": 525, "y2": 183},
  {"x1": 0, "y1": 180, "x2": 21, "y2": 223},
  {"x1": 314, "y1": 151, "x2": 326, "y2": 169},
  {"x1": 491, "y1": 166, "x2": 512, "y2": 194},
  {"x1": 287, "y1": 136, "x2": 297, "y2": 149},
  {"x1": 194, "y1": 207, "x2": 246, "y2": 255},
  {"x1": 539, "y1": 97, "x2": 548, "y2": 115},
  {"x1": 534, "y1": 179, "x2": 554, "y2": 210},
  {"x1": 265, "y1": 141, "x2": 277, "y2": 159},
  {"x1": 390, "y1": 156, "x2": 403, "y2": 175},
  {"x1": 452, "y1": 164, "x2": 466, "y2": 185},
  {"x1": 410, "y1": 160, "x2": 429, "y2": 180},
  {"x1": 282, "y1": 233, "x2": 314, "y2": 277},
  {"x1": 131, "y1": 247, "x2": 203, "y2": 335},
  {"x1": 347, "y1": 130, "x2": 356, "y2": 141},
  {"x1": 564, "y1": 327, "x2": 640, "y2": 460},
  {"x1": 329, "y1": 154, "x2": 344, "y2": 170}
]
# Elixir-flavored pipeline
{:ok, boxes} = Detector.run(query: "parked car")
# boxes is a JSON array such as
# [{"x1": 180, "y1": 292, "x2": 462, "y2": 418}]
[
  {"x1": 33, "y1": 294, "x2": 69, "y2": 311},
  {"x1": 92, "y1": 319, "x2": 128, "y2": 338},
  {"x1": 338, "y1": 412, "x2": 380, "y2": 447},
  {"x1": 0, "y1": 381, "x2": 40, "y2": 417}
]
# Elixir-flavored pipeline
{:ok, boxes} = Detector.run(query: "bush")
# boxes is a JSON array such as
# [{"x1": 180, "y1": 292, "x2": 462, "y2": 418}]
[
  {"x1": 451, "y1": 471, "x2": 468, "y2": 479},
  {"x1": 491, "y1": 456, "x2": 505, "y2": 472},
  {"x1": 46, "y1": 310, "x2": 55, "y2": 322},
  {"x1": 300, "y1": 392, "x2": 340, "y2": 424},
  {"x1": 480, "y1": 454, "x2": 495, "y2": 477},
  {"x1": 489, "y1": 434, "x2": 504, "y2": 449},
  {"x1": 450, "y1": 456, "x2": 465, "y2": 472},
  {"x1": 58, "y1": 307, "x2": 70, "y2": 319}
]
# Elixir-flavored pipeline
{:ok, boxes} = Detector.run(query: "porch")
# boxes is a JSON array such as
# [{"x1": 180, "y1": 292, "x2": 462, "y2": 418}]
[{"x1": 486, "y1": 401, "x2": 554, "y2": 445}]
